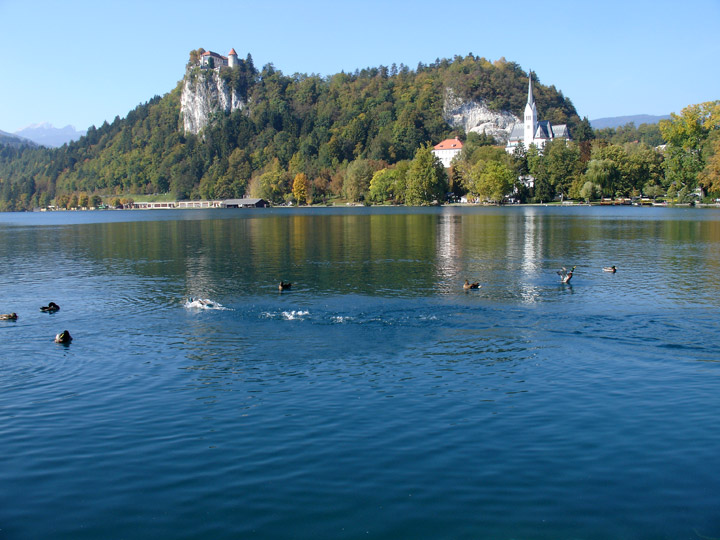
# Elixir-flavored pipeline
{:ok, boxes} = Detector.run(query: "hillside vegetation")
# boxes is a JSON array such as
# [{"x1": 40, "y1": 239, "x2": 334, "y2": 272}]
[
  {"x1": 0, "y1": 54, "x2": 580, "y2": 210},
  {"x1": 3, "y1": 51, "x2": 716, "y2": 210}
]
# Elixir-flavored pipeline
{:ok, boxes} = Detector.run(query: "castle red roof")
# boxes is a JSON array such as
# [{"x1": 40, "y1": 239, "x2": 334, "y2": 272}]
[
  {"x1": 201, "y1": 51, "x2": 227, "y2": 60},
  {"x1": 433, "y1": 138, "x2": 463, "y2": 150},
  {"x1": 228, "y1": 48, "x2": 238, "y2": 56}
]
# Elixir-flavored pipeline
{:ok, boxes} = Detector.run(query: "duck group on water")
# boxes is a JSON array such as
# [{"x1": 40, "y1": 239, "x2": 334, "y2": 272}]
[
  {"x1": 6, "y1": 266, "x2": 625, "y2": 343},
  {"x1": 1, "y1": 301, "x2": 71, "y2": 343},
  {"x1": 458, "y1": 264, "x2": 618, "y2": 289}
]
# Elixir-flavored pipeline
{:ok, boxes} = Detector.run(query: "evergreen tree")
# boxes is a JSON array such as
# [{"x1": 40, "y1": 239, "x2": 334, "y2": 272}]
[{"x1": 575, "y1": 117, "x2": 595, "y2": 142}]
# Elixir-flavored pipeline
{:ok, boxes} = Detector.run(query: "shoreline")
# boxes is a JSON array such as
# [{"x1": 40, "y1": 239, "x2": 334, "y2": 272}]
[{"x1": 31, "y1": 201, "x2": 720, "y2": 212}]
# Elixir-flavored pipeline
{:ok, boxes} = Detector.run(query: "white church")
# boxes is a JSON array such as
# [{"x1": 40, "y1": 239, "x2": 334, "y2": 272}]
[{"x1": 505, "y1": 74, "x2": 570, "y2": 153}]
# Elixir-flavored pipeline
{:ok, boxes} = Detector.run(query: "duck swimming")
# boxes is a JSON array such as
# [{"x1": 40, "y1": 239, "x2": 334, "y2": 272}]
[
  {"x1": 557, "y1": 266, "x2": 576, "y2": 284},
  {"x1": 463, "y1": 280, "x2": 480, "y2": 290},
  {"x1": 279, "y1": 281, "x2": 292, "y2": 291},
  {"x1": 41, "y1": 302, "x2": 60, "y2": 312},
  {"x1": 603, "y1": 265, "x2": 617, "y2": 273},
  {"x1": 54, "y1": 330, "x2": 72, "y2": 343},
  {"x1": 0, "y1": 313, "x2": 18, "y2": 321}
]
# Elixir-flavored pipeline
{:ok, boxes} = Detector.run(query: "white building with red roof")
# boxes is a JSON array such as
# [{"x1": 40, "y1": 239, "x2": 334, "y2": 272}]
[
  {"x1": 432, "y1": 137, "x2": 463, "y2": 168},
  {"x1": 199, "y1": 48, "x2": 239, "y2": 69},
  {"x1": 227, "y1": 48, "x2": 238, "y2": 68}
]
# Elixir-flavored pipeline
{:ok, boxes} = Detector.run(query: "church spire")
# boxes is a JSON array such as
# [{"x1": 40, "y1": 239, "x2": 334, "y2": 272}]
[
  {"x1": 527, "y1": 71, "x2": 535, "y2": 105},
  {"x1": 523, "y1": 70, "x2": 537, "y2": 149}
]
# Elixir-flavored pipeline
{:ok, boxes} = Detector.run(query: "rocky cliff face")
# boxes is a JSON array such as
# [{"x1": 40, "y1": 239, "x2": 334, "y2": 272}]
[
  {"x1": 179, "y1": 76, "x2": 519, "y2": 141},
  {"x1": 443, "y1": 89, "x2": 518, "y2": 142},
  {"x1": 180, "y1": 69, "x2": 244, "y2": 135}
]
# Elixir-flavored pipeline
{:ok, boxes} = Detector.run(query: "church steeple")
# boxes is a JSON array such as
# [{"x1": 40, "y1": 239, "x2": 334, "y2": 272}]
[
  {"x1": 527, "y1": 71, "x2": 535, "y2": 105},
  {"x1": 505, "y1": 69, "x2": 571, "y2": 153},
  {"x1": 524, "y1": 71, "x2": 537, "y2": 148}
]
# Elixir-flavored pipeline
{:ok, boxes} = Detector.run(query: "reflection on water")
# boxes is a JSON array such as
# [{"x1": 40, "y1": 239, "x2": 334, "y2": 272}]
[
  {"x1": 4, "y1": 206, "x2": 718, "y2": 303},
  {"x1": 435, "y1": 211, "x2": 462, "y2": 287},
  {"x1": 1, "y1": 206, "x2": 720, "y2": 540}
]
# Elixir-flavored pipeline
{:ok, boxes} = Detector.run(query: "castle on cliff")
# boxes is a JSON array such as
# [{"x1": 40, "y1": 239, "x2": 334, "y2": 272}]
[
  {"x1": 199, "y1": 48, "x2": 239, "y2": 69},
  {"x1": 505, "y1": 73, "x2": 570, "y2": 153}
]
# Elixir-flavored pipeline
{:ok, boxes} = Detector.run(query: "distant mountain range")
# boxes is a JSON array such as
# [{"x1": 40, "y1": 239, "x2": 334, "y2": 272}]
[
  {"x1": 12, "y1": 123, "x2": 87, "y2": 147},
  {"x1": 590, "y1": 114, "x2": 671, "y2": 130}
]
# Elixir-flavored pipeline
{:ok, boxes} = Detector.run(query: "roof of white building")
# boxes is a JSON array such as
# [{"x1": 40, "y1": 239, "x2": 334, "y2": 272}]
[
  {"x1": 433, "y1": 138, "x2": 463, "y2": 150},
  {"x1": 201, "y1": 51, "x2": 228, "y2": 60},
  {"x1": 550, "y1": 124, "x2": 570, "y2": 138},
  {"x1": 507, "y1": 121, "x2": 569, "y2": 142},
  {"x1": 507, "y1": 124, "x2": 524, "y2": 141}
]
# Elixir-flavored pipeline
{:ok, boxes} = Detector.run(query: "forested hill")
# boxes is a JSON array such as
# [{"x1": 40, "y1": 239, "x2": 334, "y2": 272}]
[
  {"x1": 0, "y1": 130, "x2": 36, "y2": 149},
  {"x1": 0, "y1": 54, "x2": 581, "y2": 210}
]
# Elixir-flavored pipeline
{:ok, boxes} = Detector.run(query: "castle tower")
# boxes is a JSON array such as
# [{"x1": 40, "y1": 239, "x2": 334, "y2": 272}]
[
  {"x1": 523, "y1": 72, "x2": 537, "y2": 148},
  {"x1": 228, "y1": 48, "x2": 238, "y2": 68}
]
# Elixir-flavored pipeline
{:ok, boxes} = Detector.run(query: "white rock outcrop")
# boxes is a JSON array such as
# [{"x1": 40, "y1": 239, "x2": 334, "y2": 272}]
[
  {"x1": 180, "y1": 69, "x2": 244, "y2": 135},
  {"x1": 442, "y1": 89, "x2": 518, "y2": 143}
]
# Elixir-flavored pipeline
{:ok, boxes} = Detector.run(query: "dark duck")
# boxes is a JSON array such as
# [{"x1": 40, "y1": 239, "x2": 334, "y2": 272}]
[{"x1": 41, "y1": 302, "x2": 60, "y2": 312}]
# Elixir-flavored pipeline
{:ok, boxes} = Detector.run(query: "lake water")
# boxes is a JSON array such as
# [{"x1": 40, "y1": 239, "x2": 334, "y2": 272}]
[{"x1": 1, "y1": 206, "x2": 719, "y2": 539}]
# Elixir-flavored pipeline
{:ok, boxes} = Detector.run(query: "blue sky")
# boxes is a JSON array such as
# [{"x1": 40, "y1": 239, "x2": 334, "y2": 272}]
[{"x1": 1, "y1": 0, "x2": 718, "y2": 133}]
